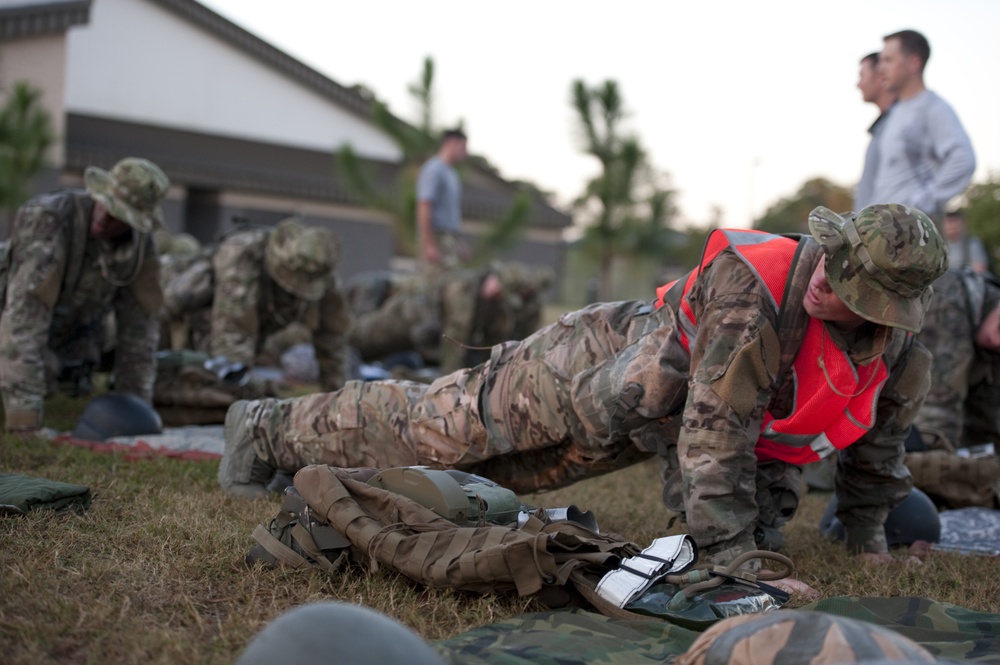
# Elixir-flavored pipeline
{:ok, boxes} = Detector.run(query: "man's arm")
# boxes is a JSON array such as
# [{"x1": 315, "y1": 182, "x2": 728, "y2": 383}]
[
  {"x1": 112, "y1": 249, "x2": 162, "y2": 402},
  {"x1": 209, "y1": 233, "x2": 265, "y2": 367},
  {"x1": 314, "y1": 275, "x2": 355, "y2": 392},
  {"x1": 925, "y1": 99, "x2": 976, "y2": 214},
  {"x1": 416, "y1": 200, "x2": 439, "y2": 265},
  {"x1": 416, "y1": 161, "x2": 441, "y2": 265},
  {"x1": 0, "y1": 206, "x2": 68, "y2": 431},
  {"x1": 679, "y1": 284, "x2": 780, "y2": 563},
  {"x1": 835, "y1": 338, "x2": 932, "y2": 554}
]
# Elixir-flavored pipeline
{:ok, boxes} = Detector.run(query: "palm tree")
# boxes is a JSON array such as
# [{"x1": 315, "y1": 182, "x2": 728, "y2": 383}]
[{"x1": 571, "y1": 79, "x2": 676, "y2": 300}]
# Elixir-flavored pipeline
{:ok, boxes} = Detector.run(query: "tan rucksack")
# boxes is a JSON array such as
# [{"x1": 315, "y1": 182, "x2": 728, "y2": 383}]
[{"x1": 246, "y1": 465, "x2": 795, "y2": 621}]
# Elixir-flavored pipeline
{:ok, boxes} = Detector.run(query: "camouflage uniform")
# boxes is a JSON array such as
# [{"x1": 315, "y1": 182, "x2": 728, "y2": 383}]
[
  {"x1": 914, "y1": 269, "x2": 1000, "y2": 448},
  {"x1": 347, "y1": 262, "x2": 553, "y2": 374},
  {"x1": 225, "y1": 205, "x2": 946, "y2": 564},
  {"x1": 0, "y1": 158, "x2": 168, "y2": 432},
  {"x1": 209, "y1": 219, "x2": 352, "y2": 392}
]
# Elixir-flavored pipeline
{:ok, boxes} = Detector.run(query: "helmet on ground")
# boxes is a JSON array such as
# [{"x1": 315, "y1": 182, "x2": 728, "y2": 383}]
[
  {"x1": 264, "y1": 218, "x2": 339, "y2": 301},
  {"x1": 236, "y1": 602, "x2": 444, "y2": 665},
  {"x1": 85, "y1": 157, "x2": 170, "y2": 233},
  {"x1": 808, "y1": 204, "x2": 948, "y2": 333},
  {"x1": 678, "y1": 610, "x2": 934, "y2": 665},
  {"x1": 71, "y1": 392, "x2": 163, "y2": 441},
  {"x1": 819, "y1": 487, "x2": 941, "y2": 547}
]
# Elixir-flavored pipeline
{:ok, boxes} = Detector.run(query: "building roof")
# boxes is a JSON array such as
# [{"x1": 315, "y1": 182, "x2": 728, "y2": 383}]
[
  {"x1": 148, "y1": 0, "x2": 377, "y2": 121},
  {"x1": 6, "y1": 0, "x2": 571, "y2": 229},
  {"x1": 0, "y1": 0, "x2": 91, "y2": 39},
  {"x1": 67, "y1": 113, "x2": 573, "y2": 229}
]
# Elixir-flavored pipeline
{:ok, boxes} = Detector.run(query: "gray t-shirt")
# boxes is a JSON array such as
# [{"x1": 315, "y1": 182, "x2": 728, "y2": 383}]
[
  {"x1": 416, "y1": 156, "x2": 462, "y2": 234},
  {"x1": 870, "y1": 90, "x2": 975, "y2": 219}
]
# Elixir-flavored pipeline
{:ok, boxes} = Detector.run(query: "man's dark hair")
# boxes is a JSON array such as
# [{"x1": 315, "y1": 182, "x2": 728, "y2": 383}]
[
  {"x1": 860, "y1": 51, "x2": 880, "y2": 66},
  {"x1": 944, "y1": 209, "x2": 965, "y2": 220},
  {"x1": 440, "y1": 129, "x2": 467, "y2": 145},
  {"x1": 884, "y1": 29, "x2": 931, "y2": 69}
]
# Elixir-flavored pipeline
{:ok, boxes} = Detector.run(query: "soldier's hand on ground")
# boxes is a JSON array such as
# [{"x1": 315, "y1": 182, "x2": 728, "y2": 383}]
[
  {"x1": 975, "y1": 305, "x2": 1000, "y2": 351},
  {"x1": 764, "y1": 574, "x2": 820, "y2": 600}
]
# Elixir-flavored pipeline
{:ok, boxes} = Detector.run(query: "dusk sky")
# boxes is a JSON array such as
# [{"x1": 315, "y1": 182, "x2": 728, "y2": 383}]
[{"x1": 200, "y1": 0, "x2": 1000, "y2": 229}]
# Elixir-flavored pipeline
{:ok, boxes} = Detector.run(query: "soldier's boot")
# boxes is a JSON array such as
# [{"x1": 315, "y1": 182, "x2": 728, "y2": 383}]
[{"x1": 218, "y1": 400, "x2": 275, "y2": 499}]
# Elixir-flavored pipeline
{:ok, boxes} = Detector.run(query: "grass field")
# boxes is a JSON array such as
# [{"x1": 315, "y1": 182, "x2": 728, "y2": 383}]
[{"x1": 2, "y1": 390, "x2": 1000, "y2": 664}]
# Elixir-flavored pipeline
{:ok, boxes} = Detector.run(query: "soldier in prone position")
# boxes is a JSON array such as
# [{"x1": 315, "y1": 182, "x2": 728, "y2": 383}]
[{"x1": 219, "y1": 204, "x2": 946, "y2": 568}]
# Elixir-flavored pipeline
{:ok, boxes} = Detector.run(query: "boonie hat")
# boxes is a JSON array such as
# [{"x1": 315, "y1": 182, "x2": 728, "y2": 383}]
[
  {"x1": 265, "y1": 218, "x2": 339, "y2": 301},
  {"x1": 808, "y1": 203, "x2": 948, "y2": 333},
  {"x1": 85, "y1": 157, "x2": 169, "y2": 233}
]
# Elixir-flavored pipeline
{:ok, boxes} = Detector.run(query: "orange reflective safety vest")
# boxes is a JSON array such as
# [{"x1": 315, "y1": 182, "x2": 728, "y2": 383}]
[{"x1": 655, "y1": 229, "x2": 889, "y2": 465}]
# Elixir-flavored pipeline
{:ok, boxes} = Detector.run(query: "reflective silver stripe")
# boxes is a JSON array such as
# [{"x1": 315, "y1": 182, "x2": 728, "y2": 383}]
[
  {"x1": 760, "y1": 425, "x2": 817, "y2": 447},
  {"x1": 809, "y1": 433, "x2": 838, "y2": 459}
]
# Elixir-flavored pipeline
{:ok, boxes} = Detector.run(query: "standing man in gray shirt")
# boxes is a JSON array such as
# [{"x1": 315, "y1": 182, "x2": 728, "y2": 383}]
[
  {"x1": 854, "y1": 51, "x2": 897, "y2": 212},
  {"x1": 416, "y1": 129, "x2": 469, "y2": 273},
  {"x1": 872, "y1": 29, "x2": 975, "y2": 220}
]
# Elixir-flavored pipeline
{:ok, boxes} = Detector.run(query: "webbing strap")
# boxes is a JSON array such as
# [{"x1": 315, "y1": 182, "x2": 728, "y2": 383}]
[
  {"x1": 251, "y1": 524, "x2": 309, "y2": 569},
  {"x1": 290, "y1": 524, "x2": 337, "y2": 572},
  {"x1": 430, "y1": 529, "x2": 476, "y2": 587}
]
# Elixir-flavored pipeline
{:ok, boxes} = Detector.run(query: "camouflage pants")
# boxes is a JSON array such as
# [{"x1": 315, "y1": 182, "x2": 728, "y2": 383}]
[
  {"x1": 244, "y1": 300, "x2": 796, "y2": 560},
  {"x1": 915, "y1": 272, "x2": 976, "y2": 448}
]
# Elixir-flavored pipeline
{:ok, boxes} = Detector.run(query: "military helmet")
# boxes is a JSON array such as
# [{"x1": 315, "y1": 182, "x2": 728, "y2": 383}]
[
  {"x1": 808, "y1": 204, "x2": 948, "y2": 333},
  {"x1": 71, "y1": 392, "x2": 164, "y2": 442},
  {"x1": 678, "y1": 610, "x2": 934, "y2": 665},
  {"x1": 236, "y1": 602, "x2": 444, "y2": 665},
  {"x1": 819, "y1": 487, "x2": 941, "y2": 548},
  {"x1": 264, "y1": 218, "x2": 339, "y2": 301},
  {"x1": 85, "y1": 157, "x2": 170, "y2": 233}
]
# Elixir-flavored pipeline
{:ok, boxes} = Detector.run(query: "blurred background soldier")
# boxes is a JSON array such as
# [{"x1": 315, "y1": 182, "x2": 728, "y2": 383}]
[
  {"x1": 155, "y1": 230, "x2": 211, "y2": 351},
  {"x1": 908, "y1": 268, "x2": 1000, "y2": 508},
  {"x1": 153, "y1": 218, "x2": 351, "y2": 424},
  {"x1": 209, "y1": 217, "x2": 352, "y2": 391},
  {"x1": 346, "y1": 261, "x2": 553, "y2": 375},
  {"x1": 0, "y1": 157, "x2": 168, "y2": 436}
]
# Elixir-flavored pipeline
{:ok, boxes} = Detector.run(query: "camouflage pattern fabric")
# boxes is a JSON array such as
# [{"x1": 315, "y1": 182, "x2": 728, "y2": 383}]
[
  {"x1": 242, "y1": 239, "x2": 925, "y2": 564},
  {"x1": 914, "y1": 270, "x2": 986, "y2": 448},
  {"x1": 433, "y1": 607, "x2": 699, "y2": 665},
  {"x1": 802, "y1": 596, "x2": 1000, "y2": 663},
  {"x1": 908, "y1": 269, "x2": 1000, "y2": 507},
  {"x1": 209, "y1": 227, "x2": 352, "y2": 392},
  {"x1": 0, "y1": 190, "x2": 161, "y2": 430},
  {"x1": 348, "y1": 262, "x2": 552, "y2": 374},
  {"x1": 431, "y1": 597, "x2": 1000, "y2": 664}
]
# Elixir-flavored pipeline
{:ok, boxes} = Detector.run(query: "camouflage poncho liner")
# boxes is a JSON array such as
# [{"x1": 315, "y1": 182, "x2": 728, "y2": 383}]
[{"x1": 432, "y1": 597, "x2": 1000, "y2": 664}]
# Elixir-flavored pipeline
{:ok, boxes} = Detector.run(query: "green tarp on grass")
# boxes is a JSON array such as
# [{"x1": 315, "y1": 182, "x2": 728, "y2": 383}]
[{"x1": 433, "y1": 597, "x2": 1000, "y2": 664}]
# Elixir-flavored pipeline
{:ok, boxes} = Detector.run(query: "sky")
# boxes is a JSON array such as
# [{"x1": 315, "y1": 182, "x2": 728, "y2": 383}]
[{"x1": 199, "y1": 0, "x2": 1000, "y2": 230}]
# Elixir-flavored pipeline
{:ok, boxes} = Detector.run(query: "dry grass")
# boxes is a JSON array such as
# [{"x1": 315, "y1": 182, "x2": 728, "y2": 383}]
[{"x1": 2, "y1": 392, "x2": 1000, "y2": 664}]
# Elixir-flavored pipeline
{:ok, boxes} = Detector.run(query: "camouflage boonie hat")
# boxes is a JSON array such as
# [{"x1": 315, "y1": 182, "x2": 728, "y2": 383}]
[
  {"x1": 265, "y1": 218, "x2": 339, "y2": 301},
  {"x1": 808, "y1": 204, "x2": 948, "y2": 333},
  {"x1": 85, "y1": 157, "x2": 169, "y2": 233}
]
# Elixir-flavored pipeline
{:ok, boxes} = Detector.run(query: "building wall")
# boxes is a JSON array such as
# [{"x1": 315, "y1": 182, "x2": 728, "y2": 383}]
[
  {"x1": 65, "y1": 0, "x2": 402, "y2": 162},
  {"x1": 0, "y1": 33, "x2": 67, "y2": 164}
]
